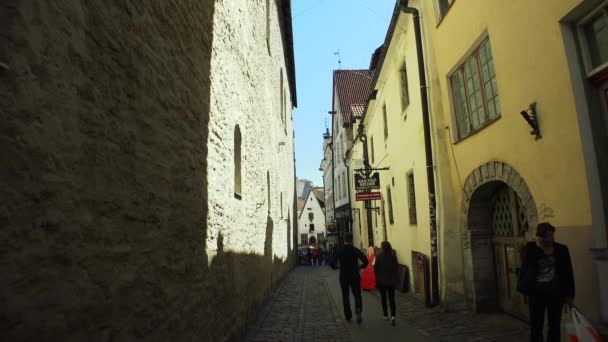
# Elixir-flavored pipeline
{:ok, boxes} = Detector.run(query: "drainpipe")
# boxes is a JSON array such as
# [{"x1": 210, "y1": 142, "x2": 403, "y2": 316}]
[
  {"x1": 328, "y1": 141, "x2": 338, "y2": 247},
  {"x1": 344, "y1": 156, "x2": 353, "y2": 236},
  {"x1": 400, "y1": 0, "x2": 440, "y2": 307}
]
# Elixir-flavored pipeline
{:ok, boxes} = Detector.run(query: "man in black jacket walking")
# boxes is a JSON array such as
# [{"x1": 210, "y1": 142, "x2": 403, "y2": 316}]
[
  {"x1": 517, "y1": 222, "x2": 575, "y2": 342},
  {"x1": 331, "y1": 234, "x2": 368, "y2": 324}
]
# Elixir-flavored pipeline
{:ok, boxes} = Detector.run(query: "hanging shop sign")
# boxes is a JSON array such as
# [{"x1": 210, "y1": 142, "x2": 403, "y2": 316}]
[
  {"x1": 355, "y1": 192, "x2": 382, "y2": 201},
  {"x1": 354, "y1": 172, "x2": 380, "y2": 190}
]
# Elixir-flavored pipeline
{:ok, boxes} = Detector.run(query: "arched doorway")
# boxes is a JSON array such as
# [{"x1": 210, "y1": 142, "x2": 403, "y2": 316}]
[{"x1": 460, "y1": 162, "x2": 538, "y2": 319}]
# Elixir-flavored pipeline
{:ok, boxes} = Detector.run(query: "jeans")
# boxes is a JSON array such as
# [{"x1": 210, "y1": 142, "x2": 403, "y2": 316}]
[
  {"x1": 378, "y1": 285, "x2": 396, "y2": 317},
  {"x1": 528, "y1": 294, "x2": 564, "y2": 342},
  {"x1": 340, "y1": 277, "x2": 362, "y2": 319}
]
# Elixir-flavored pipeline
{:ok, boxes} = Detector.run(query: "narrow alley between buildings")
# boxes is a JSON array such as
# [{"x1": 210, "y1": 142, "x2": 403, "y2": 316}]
[{"x1": 245, "y1": 266, "x2": 528, "y2": 342}]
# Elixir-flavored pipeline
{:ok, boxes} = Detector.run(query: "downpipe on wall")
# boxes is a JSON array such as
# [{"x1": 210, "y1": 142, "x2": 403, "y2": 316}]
[{"x1": 400, "y1": 0, "x2": 440, "y2": 307}]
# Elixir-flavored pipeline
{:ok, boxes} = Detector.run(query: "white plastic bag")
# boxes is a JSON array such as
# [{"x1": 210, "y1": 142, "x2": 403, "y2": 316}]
[{"x1": 567, "y1": 307, "x2": 604, "y2": 342}]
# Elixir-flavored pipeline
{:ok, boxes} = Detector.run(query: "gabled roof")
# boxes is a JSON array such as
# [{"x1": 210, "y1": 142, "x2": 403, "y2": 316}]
[
  {"x1": 297, "y1": 198, "x2": 306, "y2": 212},
  {"x1": 332, "y1": 69, "x2": 374, "y2": 125},
  {"x1": 298, "y1": 188, "x2": 326, "y2": 221},
  {"x1": 312, "y1": 188, "x2": 325, "y2": 208}
]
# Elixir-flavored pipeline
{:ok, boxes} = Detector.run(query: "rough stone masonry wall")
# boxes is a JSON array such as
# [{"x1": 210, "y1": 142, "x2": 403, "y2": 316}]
[
  {"x1": 0, "y1": 0, "x2": 294, "y2": 341},
  {"x1": 207, "y1": 0, "x2": 296, "y2": 289}
]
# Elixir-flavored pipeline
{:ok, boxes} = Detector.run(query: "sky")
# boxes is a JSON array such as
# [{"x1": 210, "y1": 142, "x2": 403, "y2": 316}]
[{"x1": 292, "y1": 0, "x2": 396, "y2": 187}]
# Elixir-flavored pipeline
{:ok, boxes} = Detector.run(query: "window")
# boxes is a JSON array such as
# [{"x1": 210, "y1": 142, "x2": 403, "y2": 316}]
[
  {"x1": 284, "y1": 90, "x2": 288, "y2": 133},
  {"x1": 309, "y1": 224, "x2": 315, "y2": 232},
  {"x1": 234, "y1": 125, "x2": 242, "y2": 199},
  {"x1": 583, "y1": 8, "x2": 608, "y2": 69},
  {"x1": 301, "y1": 234, "x2": 307, "y2": 245},
  {"x1": 267, "y1": 171, "x2": 271, "y2": 213},
  {"x1": 342, "y1": 172, "x2": 347, "y2": 200},
  {"x1": 387, "y1": 185, "x2": 394, "y2": 224},
  {"x1": 382, "y1": 103, "x2": 389, "y2": 140},
  {"x1": 400, "y1": 62, "x2": 410, "y2": 110},
  {"x1": 407, "y1": 171, "x2": 417, "y2": 225},
  {"x1": 308, "y1": 212, "x2": 314, "y2": 221},
  {"x1": 266, "y1": 0, "x2": 271, "y2": 54},
  {"x1": 370, "y1": 136, "x2": 375, "y2": 164},
  {"x1": 280, "y1": 71, "x2": 284, "y2": 124},
  {"x1": 280, "y1": 192, "x2": 283, "y2": 218},
  {"x1": 434, "y1": 0, "x2": 455, "y2": 23},
  {"x1": 450, "y1": 38, "x2": 500, "y2": 140}
]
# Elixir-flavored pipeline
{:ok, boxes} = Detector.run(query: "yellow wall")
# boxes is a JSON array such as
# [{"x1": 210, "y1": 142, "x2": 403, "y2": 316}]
[
  {"x1": 423, "y1": 0, "x2": 598, "y2": 321},
  {"x1": 356, "y1": 10, "x2": 433, "y2": 286},
  {"x1": 426, "y1": 0, "x2": 591, "y2": 228}
]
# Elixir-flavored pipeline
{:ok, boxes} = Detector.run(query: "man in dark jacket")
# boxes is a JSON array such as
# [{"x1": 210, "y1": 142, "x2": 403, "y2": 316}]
[
  {"x1": 517, "y1": 222, "x2": 575, "y2": 342},
  {"x1": 330, "y1": 234, "x2": 368, "y2": 324}
]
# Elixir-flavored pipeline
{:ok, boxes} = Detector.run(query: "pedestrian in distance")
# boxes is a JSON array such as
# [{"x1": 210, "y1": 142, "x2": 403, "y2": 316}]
[
  {"x1": 330, "y1": 234, "x2": 368, "y2": 324},
  {"x1": 374, "y1": 241, "x2": 399, "y2": 326},
  {"x1": 517, "y1": 222, "x2": 575, "y2": 342}
]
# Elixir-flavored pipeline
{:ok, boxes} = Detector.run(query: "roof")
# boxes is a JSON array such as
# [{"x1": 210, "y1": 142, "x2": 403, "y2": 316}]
[
  {"x1": 332, "y1": 69, "x2": 374, "y2": 125},
  {"x1": 312, "y1": 188, "x2": 325, "y2": 208},
  {"x1": 297, "y1": 198, "x2": 306, "y2": 212}
]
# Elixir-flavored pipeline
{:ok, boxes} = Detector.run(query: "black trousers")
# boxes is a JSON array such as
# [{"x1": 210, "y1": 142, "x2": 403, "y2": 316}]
[
  {"x1": 340, "y1": 277, "x2": 362, "y2": 319},
  {"x1": 528, "y1": 294, "x2": 564, "y2": 342},
  {"x1": 378, "y1": 285, "x2": 396, "y2": 317}
]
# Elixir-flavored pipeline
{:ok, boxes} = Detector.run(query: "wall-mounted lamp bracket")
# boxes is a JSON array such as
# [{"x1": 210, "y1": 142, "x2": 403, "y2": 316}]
[{"x1": 519, "y1": 102, "x2": 541, "y2": 140}]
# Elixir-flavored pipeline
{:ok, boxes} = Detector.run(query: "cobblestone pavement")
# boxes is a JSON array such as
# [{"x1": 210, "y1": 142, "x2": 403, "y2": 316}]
[
  {"x1": 244, "y1": 265, "x2": 529, "y2": 342},
  {"x1": 380, "y1": 290, "x2": 529, "y2": 341},
  {"x1": 245, "y1": 266, "x2": 350, "y2": 342}
]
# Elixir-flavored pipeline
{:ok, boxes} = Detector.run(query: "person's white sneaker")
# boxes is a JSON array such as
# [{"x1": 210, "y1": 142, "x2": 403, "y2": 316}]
[
  {"x1": 391, "y1": 316, "x2": 396, "y2": 326},
  {"x1": 383, "y1": 316, "x2": 389, "y2": 321}
]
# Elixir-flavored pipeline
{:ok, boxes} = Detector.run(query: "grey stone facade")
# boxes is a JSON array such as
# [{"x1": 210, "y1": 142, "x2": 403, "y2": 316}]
[{"x1": 0, "y1": 1, "x2": 296, "y2": 341}]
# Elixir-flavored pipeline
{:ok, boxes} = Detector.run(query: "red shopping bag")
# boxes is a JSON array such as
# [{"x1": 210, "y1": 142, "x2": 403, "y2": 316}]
[{"x1": 567, "y1": 307, "x2": 604, "y2": 342}]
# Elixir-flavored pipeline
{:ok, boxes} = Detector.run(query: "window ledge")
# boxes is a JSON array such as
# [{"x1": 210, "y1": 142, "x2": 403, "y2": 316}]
[{"x1": 453, "y1": 115, "x2": 501, "y2": 145}]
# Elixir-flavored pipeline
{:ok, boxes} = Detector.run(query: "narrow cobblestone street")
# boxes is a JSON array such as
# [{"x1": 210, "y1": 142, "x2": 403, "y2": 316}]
[{"x1": 245, "y1": 266, "x2": 529, "y2": 342}]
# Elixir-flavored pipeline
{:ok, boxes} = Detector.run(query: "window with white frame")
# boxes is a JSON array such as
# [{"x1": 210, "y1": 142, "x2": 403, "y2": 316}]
[
  {"x1": 434, "y1": 0, "x2": 456, "y2": 23},
  {"x1": 449, "y1": 38, "x2": 501, "y2": 140}
]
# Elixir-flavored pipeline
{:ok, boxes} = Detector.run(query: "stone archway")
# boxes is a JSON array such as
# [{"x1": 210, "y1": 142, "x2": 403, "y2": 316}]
[{"x1": 459, "y1": 161, "x2": 538, "y2": 313}]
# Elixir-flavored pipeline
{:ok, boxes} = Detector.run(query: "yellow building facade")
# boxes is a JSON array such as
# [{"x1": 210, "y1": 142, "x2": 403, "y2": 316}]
[
  {"x1": 349, "y1": 0, "x2": 608, "y2": 330},
  {"x1": 421, "y1": 0, "x2": 607, "y2": 327},
  {"x1": 349, "y1": 0, "x2": 437, "y2": 302}
]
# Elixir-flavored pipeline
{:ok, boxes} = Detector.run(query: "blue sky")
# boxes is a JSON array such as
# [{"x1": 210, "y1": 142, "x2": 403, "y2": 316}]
[{"x1": 292, "y1": 0, "x2": 395, "y2": 187}]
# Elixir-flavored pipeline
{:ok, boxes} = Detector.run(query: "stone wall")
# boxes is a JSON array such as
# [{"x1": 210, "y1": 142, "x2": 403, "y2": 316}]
[{"x1": 0, "y1": 0, "x2": 296, "y2": 341}]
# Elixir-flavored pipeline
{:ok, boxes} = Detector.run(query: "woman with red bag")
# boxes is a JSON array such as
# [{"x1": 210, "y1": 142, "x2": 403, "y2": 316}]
[{"x1": 360, "y1": 246, "x2": 376, "y2": 291}]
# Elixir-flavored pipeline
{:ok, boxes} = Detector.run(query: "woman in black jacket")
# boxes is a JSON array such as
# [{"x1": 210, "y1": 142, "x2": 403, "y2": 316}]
[
  {"x1": 517, "y1": 222, "x2": 575, "y2": 342},
  {"x1": 374, "y1": 241, "x2": 399, "y2": 326}
]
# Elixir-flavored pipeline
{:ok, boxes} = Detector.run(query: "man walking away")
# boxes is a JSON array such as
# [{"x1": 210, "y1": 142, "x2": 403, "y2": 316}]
[
  {"x1": 331, "y1": 234, "x2": 368, "y2": 324},
  {"x1": 517, "y1": 222, "x2": 575, "y2": 342},
  {"x1": 374, "y1": 241, "x2": 399, "y2": 326}
]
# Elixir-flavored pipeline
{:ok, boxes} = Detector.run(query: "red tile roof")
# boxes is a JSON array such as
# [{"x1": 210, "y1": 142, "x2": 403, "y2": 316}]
[{"x1": 332, "y1": 69, "x2": 374, "y2": 124}]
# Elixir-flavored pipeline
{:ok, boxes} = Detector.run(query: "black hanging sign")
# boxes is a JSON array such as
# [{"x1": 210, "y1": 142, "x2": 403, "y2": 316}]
[{"x1": 354, "y1": 173, "x2": 380, "y2": 191}]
